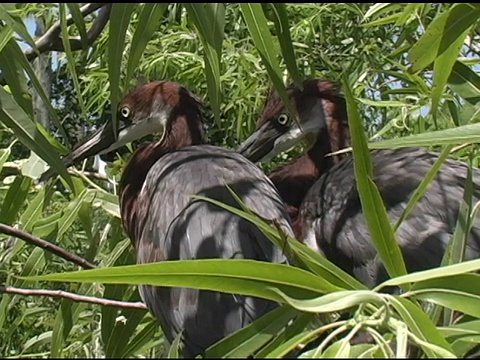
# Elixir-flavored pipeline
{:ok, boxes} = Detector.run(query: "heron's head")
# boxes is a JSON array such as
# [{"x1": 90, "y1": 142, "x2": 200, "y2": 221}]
[
  {"x1": 40, "y1": 81, "x2": 205, "y2": 181},
  {"x1": 238, "y1": 79, "x2": 350, "y2": 164}
]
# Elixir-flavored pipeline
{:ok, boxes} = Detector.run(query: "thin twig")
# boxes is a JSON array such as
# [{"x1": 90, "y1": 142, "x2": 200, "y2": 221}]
[
  {"x1": 0, "y1": 223, "x2": 96, "y2": 269},
  {"x1": 25, "y1": 3, "x2": 111, "y2": 61},
  {"x1": 0, "y1": 286, "x2": 147, "y2": 310}
]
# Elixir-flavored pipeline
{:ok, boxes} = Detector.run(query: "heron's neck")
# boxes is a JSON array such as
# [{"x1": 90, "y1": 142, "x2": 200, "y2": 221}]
[
  {"x1": 268, "y1": 129, "x2": 348, "y2": 222},
  {"x1": 119, "y1": 114, "x2": 204, "y2": 242}
]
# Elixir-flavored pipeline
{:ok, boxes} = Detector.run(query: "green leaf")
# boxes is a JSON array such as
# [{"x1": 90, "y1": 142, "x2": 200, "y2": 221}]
[
  {"x1": 122, "y1": 317, "x2": 161, "y2": 357},
  {"x1": 255, "y1": 313, "x2": 313, "y2": 358},
  {"x1": 108, "y1": 3, "x2": 135, "y2": 136},
  {"x1": 206, "y1": 305, "x2": 299, "y2": 358},
  {"x1": 59, "y1": 3, "x2": 87, "y2": 121},
  {"x1": 408, "y1": 4, "x2": 480, "y2": 73},
  {"x1": 66, "y1": 3, "x2": 89, "y2": 50},
  {"x1": 388, "y1": 296, "x2": 455, "y2": 358},
  {"x1": 271, "y1": 289, "x2": 385, "y2": 313},
  {"x1": 239, "y1": 4, "x2": 297, "y2": 124},
  {"x1": 448, "y1": 60, "x2": 480, "y2": 106},
  {"x1": 406, "y1": 274, "x2": 480, "y2": 318},
  {"x1": 394, "y1": 145, "x2": 453, "y2": 231},
  {"x1": 343, "y1": 79, "x2": 407, "y2": 282},
  {"x1": 193, "y1": 193, "x2": 365, "y2": 291},
  {"x1": 184, "y1": 3, "x2": 225, "y2": 126},
  {"x1": 0, "y1": 25, "x2": 13, "y2": 53},
  {"x1": 21, "y1": 259, "x2": 337, "y2": 302},
  {"x1": 56, "y1": 188, "x2": 91, "y2": 242},
  {"x1": 3, "y1": 39, "x2": 68, "y2": 140},
  {"x1": 21, "y1": 151, "x2": 48, "y2": 179},
  {"x1": 0, "y1": 65, "x2": 72, "y2": 189},
  {"x1": 431, "y1": 20, "x2": 472, "y2": 117},
  {"x1": 269, "y1": 3, "x2": 303, "y2": 86},
  {"x1": 368, "y1": 122, "x2": 480, "y2": 149},
  {"x1": 0, "y1": 4, "x2": 38, "y2": 50},
  {"x1": 168, "y1": 330, "x2": 184, "y2": 358},
  {"x1": 125, "y1": 3, "x2": 167, "y2": 87},
  {"x1": 0, "y1": 175, "x2": 32, "y2": 225},
  {"x1": 443, "y1": 159, "x2": 474, "y2": 267},
  {"x1": 439, "y1": 319, "x2": 480, "y2": 338},
  {"x1": 376, "y1": 258, "x2": 480, "y2": 290},
  {"x1": 20, "y1": 186, "x2": 51, "y2": 233},
  {"x1": 321, "y1": 338, "x2": 351, "y2": 358},
  {"x1": 0, "y1": 146, "x2": 11, "y2": 172}
]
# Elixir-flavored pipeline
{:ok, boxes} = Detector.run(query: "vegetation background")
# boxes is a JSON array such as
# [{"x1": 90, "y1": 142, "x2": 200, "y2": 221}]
[{"x1": 1, "y1": 3, "x2": 480, "y2": 358}]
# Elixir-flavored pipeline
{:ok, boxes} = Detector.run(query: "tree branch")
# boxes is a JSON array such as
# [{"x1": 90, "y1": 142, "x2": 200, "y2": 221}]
[
  {"x1": 0, "y1": 223, "x2": 96, "y2": 270},
  {"x1": 0, "y1": 4, "x2": 112, "y2": 86},
  {"x1": 0, "y1": 286, "x2": 147, "y2": 310},
  {"x1": 25, "y1": 3, "x2": 112, "y2": 61}
]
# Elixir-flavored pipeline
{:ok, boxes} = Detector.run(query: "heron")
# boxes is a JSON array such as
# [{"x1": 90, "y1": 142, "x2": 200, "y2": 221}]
[
  {"x1": 44, "y1": 80, "x2": 294, "y2": 357},
  {"x1": 238, "y1": 78, "x2": 480, "y2": 289}
]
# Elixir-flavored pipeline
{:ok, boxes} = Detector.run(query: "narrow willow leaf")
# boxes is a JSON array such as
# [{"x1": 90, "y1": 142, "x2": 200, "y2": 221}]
[
  {"x1": 271, "y1": 289, "x2": 385, "y2": 313},
  {"x1": 394, "y1": 145, "x2": 453, "y2": 231},
  {"x1": 438, "y1": 319, "x2": 480, "y2": 338},
  {"x1": 321, "y1": 339, "x2": 351, "y2": 358},
  {"x1": 59, "y1": 3, "x2": 87, "y2": 120},
  {"x1": 0, "y1": 68, "x2": 72, "y2": 189},
  {"x1": 184, "y1": 3, "x2": 224, "y2": 125},
  {"x1": 3, "y1": 39, "x2": 68, "y2": 140},
  {"x1": 0, "y1": 4, "x2": 37, "y2": 50},
  {"x1": 270, "y1": 3, "x2": 303, "y2": 86},
  {"x1": 363, "y1": 3, "x2": 401, "y2": 20},
  {"x1": 56, "y1": 188, "x2": 91, "y2": 241},
  {"x1": 343, "y1": 79, "x2": 407, "y2": 281},
  {"x1": 122, "y1": 318, "x2": 160, "y2": 357},
  {"x1": 443, "y1": 159, "x2": 474, "y2": 267},
  {"x1": 125, "y1": 3, "x2": 167, "y2": 86},
  {"x1": 194, "y1": 190, "x2": 364, "y2": 290},
  {"x1": 254, "y1": 312, "x2": 313, "y2": 358},
  {"x1": 431, "y1": 21, "x2": 472, "y2": 117},
  {"x1": 66, "y1": 3, "x2": 89, "y2": 49},
  {"x1": 0, "y1": 175, "x2": 32, "y2": 225},
  {"x1": 206, "y1": 305, "x2": 298, "y2": 358},
  {"x1": 0, "y1": 25, "x2": 13, "y2": 52},
  {"x1": 368, "y1": 122, "x2": 480, "y2": 149},
  {"x1": 407, "y1": 274, "x2": 480, "y2": 318},
  {"x1": 22, "y1": 259, "x2": 335, "y2": 301},
  {"x1": 376, "y1": 258, "x2": 480, "y2": 290},
  {"x1": 448, "y1": 60, "x2": 480, "y2": 106},
  {"x1": 239, "y1": 4, "x2": 296, "y2": 123},
  {"x1": 388, "y1": 296, "x2": 455, "y2": 358},
  {"x1": 409, "y1": 3, "x2": 480, "y2": 73},
  {"x1": 108, "y1": 3, "x2": 135, "y2": 136},
  {"x1": 168, "y1": 330, "x2": 183, "y2": 358}
]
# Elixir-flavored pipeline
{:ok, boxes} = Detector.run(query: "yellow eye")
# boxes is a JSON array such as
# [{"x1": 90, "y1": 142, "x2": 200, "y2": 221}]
[
  {"x1": 120, "y1": 106, "x2": 131, "y2": 118},
  {"x1": 277, "y1": 113, "x2": 289, "y2": 125}
]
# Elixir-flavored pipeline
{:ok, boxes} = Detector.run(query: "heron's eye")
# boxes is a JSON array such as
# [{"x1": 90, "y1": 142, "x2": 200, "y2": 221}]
[
  {"x1": 277, "y1": 113, "x2": 289, "y2": 126},
  {"x1": 120, "y1": 106, "x2": 131, "y2": 119}
]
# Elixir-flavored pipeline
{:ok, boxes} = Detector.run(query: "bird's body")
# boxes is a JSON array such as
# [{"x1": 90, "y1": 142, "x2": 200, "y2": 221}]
[
  {"x1": 297, "y1": 146, "x2": 480, "y2": 287},
  {"x1": 45, "y1": 81, "x2": 292, "y2": 357},
  {"x1": 238, "y1": 79, "x2": 480, "y2": 288},
  {"x1": 122, "y1": 145, "x2": 291, "y2": 356}
]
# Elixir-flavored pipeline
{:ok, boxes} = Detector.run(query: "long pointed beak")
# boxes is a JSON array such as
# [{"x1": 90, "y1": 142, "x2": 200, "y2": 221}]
[
  {"x1": 39, "y1": 120, "x2": 118, "y2": 183},
  {"x1": 237, "y1": 122, "x2": 284, "y2": 163}
]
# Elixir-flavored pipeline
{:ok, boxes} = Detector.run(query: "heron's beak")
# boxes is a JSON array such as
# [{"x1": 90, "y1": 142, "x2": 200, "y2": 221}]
[
  {"x1": 237, "y1": 121, "x2": 284, "y2": 163},
  {"x1": 39, "y1": 114, "x2": 167, "y2": 182}
]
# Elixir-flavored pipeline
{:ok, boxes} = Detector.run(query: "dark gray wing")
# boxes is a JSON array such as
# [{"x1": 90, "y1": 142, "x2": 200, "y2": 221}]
[
  {"x1": 135, "y1": 145, "x2": 292, "y2": 356},
  {"x1": 299, "y1": 147, "x2": 480, "y2": 288}
]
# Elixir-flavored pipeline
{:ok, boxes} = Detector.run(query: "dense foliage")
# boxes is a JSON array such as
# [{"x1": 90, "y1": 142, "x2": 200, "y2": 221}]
[{"x1": 1, "y1": 3, "x2": 480, "y2": 358}]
